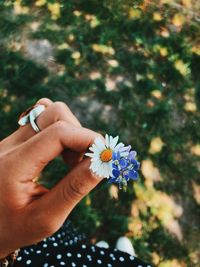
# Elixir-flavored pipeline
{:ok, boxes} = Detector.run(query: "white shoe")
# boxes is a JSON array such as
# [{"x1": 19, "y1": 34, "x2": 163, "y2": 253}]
[
  {"x1": 95, "y1": 240, "x2": 109, "y2": 249},
  {"x1": 115, "y1": 237, "x2": 136, "y2": 256}
]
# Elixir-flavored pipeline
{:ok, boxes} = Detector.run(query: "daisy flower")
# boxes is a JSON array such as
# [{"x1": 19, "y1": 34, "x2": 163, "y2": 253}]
[
  {"x1": 85, "y1": 134, "x2": 124, "y2": 178},
  {"x1": 85, "y1": 134, "x2": 140, "y2": 189}
]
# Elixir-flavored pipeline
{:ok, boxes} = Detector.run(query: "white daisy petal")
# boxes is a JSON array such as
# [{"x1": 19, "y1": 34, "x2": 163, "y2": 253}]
[
  {"x1": 108, "y1": 161, "x2": 113, "y2": 171},
  {"x1": 85, "y1": 153, "x2": 94, "y2": 157},
  {"x1": 94, "y1": 160, "x2": 102, "y2": 171},
  {"x1": 109, "y1": 135, "x2": 113, "y2": 147},
  {"x1": 97, "y1": 165, "x2": 105, "y2": 177},
  {"x1": 91, "y1": 160, "x2": 102, "y2": 172},
  {"x1": 102, "y1": 164, "x2": 107, "y2": 177},
  {"x1": 105, "y1": 134, "x2": 109, "y2": 147},
  {"x1": 89, "y1": 146, "x2": 95, "y2": 152},
  {"x1": 110, "y1": 136, "x2": 119, "y2": 149},
  {"x1": 105, "y1": 164, "x2": 111, "y2": 178},
  {"x1": 92, "y1": 144, "x2": 102, "y2": 153},
  {"x1": 95, "y1": 137, "x2": 106, "y2": 150},
  {"x1": 90, "y1": 162, "x2": 97, "y2": 171},
  {"x1": 114, "y1": 142, "x2": 124, "y2": 151}
]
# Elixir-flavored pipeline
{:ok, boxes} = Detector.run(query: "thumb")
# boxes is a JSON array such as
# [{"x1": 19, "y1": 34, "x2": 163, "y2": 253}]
[{"x1": 27, "y1": 158, "x2": 102, "y2": 237}]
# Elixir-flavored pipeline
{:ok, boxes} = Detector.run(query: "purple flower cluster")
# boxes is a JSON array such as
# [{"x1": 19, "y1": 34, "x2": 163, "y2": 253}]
[{"x1": 108, "y1": 146, "x2": 140, "y2": 189}]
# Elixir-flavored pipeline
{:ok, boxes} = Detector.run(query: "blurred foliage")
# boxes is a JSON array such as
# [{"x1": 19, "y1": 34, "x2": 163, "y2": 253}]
[{"x1": 0, "y1": 0, "x2": 200, "y2": 266}]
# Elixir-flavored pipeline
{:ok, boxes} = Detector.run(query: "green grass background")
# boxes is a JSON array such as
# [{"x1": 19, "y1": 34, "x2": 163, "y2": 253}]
[{"x1": 0, "y1": 0, "x2": 200, "y2": 266}]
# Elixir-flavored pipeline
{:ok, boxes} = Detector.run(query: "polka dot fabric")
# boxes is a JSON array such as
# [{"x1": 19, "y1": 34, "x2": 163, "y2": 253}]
[{"x1": 14, "y1": 221, "x2": 152, "y2": 267}]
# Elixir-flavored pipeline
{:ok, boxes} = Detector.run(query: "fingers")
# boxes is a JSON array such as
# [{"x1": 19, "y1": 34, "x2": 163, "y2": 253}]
[
  {"x1": 36, "y1": 97, "x2": 53, "y2": 106},
  {"x1": 0, "y1": 99, "x2": 82, "y2": 160},
  {"x1": 0, "y1": 98, "x2": 53, "y2": 154},
  {"x1": 8, "y1": 121, "x2": 101, "y2": 182},
  {"x1": 17, "y1": 100, "x2": 81, "y2": 142},
  {"x1": 25, "y1": 158, "x2": 101, "y2": 239}
]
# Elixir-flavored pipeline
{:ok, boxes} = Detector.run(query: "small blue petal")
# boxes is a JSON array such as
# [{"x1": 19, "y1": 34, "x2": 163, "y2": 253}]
[
  {"x1": 128, "y1": 151, "x2": 137, "y2": 160},
  {"x1": 108, "y1": 177, "x2": 117, "y2": 183},
  {"x1": 119, "y1": 158, "x2": 128, "y2": 169},
  {"x1": 128, "y1": 170, "x2": 138, "y2": 180},
  {"x1": 112, "y1": 152, "x2": 118, "y2": 161},
  {"x1": 123, "y1": 172, "x2": 129, "y2": 180},
  {"x1": 130, "y1": 158, "x2": 138, "y2": 165},
  {"x1": 112, "y1": 169, "x2": 120, "y2": 178},
  {"x1": 117, "y1": 151, "x2": 121, "y2": 159},
  {"x1": 120, "y1": 145, "x2": 131, "y2": 153},
  {"x1": 112, "y1": 163, "x2": 119, "y2": 169},
  {"x1": 134, "y1": 161, "x2": 140, "y2": 170}
]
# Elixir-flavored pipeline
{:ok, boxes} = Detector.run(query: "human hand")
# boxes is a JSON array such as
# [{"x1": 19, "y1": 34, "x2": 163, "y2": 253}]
[{"x1": 0, "y1": 98, "x2": 101, "y2": 258}]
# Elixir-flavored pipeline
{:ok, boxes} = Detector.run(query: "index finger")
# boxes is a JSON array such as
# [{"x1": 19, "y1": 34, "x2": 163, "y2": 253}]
[{"x1": 8, "y1": 121, "x2": 101, "y2": 182}]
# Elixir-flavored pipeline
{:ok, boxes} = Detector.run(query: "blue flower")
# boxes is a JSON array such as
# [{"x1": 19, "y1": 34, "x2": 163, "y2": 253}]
[{"x1": 108, "y1": 148, "x2": 140, "y2": 189}]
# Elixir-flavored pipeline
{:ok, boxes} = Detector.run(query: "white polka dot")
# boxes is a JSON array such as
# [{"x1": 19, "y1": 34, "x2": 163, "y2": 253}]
[
  {"x1": 97, "y1": 259, "x2": 102, "y2": 264},
  {"x1": 111, "y1": 257, "x2": 116, "y2": 261},
  {"x1": 36, "y1": 250, "x2": 41, "y2": 254},
  {"x1": 71, "y1": 263, "x2": 76, "y2": 267},
  {"x1": 77, "y1": 253, "x2": 82, "y2": 258},
  {"x1": 26, "y1": 260, "x2": 31, "y2": 265},
  {"x1": 82, "y1": 244, "x2": 86, "y2": 249},
  {"x1": 109, "y1": 253, "x2": 114, "y2": 257},
  {"x1": 57, "y1": 254, "x2": 62, "y2": 259},
  {"x1": 130, "y1": 255, "x2": 135, "y2": 260},
  {"x1": 44, "y1": 264, "x2": 48, "y2": 267},
  {"x1": 51, "y1": 237, "x2": 55, "y2": 241},
  {"x1": 43, "y1": 243, "x2": 47, "y2": 248},
  {"x1": 60, "y1": 262, "x2": 65, "y2": 266},
  {"x1": 138, "y1": 265, "x2": 143, "y2": 267},
  {"x1": 65, "y1": 242, "x2": 69, "y2": 246},
  {"x1": 24, "y1": 250, "x2": 29, "y2": 255},
  {"x1": 87, "y1": 255, "x2": 92, "y2": 261},
  {"x1": 147, "y1": 266, "x2": 152, "y2": 267},
  {"x1": 119, "y1": 257, "x2": 124, "y2": 262},
  {"x1": 67, "y1": 252, "x2": 72, "y2": 257},
  {"x1": 100, "y1": 250, "x2": 105, "y2": 255},
  {"x1": 17, "y1": 256, "x2": 22, "y2": 261},
  {"x1": 46, "y1": 253, "x2": 50, "y2": 256},
  {"x1": 53, "y1": 242, "x2": 58, "y2": 247},
  {"x1": 57, "y1": 234, "x2": 61, "y2": 238},
  {"x1": 107, "y1": 264, "x2": 112, "y2": 267},
  {"x1": 83, "y1": 265, "x2": 87, "y2": 267}
]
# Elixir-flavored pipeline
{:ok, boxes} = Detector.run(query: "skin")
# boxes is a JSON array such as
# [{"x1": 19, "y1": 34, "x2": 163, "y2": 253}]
[{"x1": 0, "y1": 98, "x2": 103, "y2": 259}]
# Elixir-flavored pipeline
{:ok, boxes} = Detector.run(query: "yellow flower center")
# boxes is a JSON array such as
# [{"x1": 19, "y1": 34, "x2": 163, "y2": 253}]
[{"x1": 100, "y1": 149, "x2": 113, "y2": 162}]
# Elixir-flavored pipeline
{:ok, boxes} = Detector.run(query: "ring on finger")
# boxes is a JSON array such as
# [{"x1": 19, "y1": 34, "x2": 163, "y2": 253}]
[{"x1": 18, "y1": 105, "x2": 46, "y2": 133}]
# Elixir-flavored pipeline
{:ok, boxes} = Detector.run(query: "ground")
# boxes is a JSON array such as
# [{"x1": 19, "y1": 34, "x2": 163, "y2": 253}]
[{"x1": 0, "y1": 1, "x2": 200, "y2": 266}]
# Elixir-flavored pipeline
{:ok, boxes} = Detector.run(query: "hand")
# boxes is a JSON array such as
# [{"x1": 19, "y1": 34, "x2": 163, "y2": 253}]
[{"x1": 0, "y1": 98, "x2": 101, "y2": 258}]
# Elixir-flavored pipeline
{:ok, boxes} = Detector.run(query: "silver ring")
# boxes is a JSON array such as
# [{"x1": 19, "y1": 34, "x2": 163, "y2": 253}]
[
  {"x1": 18, "y1": 104, "x2": 45, "y2": 133},
  {"x1": 29, "y1": 105, "x2": 45, "y2": 133}
]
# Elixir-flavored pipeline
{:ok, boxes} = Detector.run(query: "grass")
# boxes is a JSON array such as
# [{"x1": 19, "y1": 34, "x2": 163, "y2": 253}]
[{"x1": 0, "y1": 1, "x2": 200, "y2": 266}]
